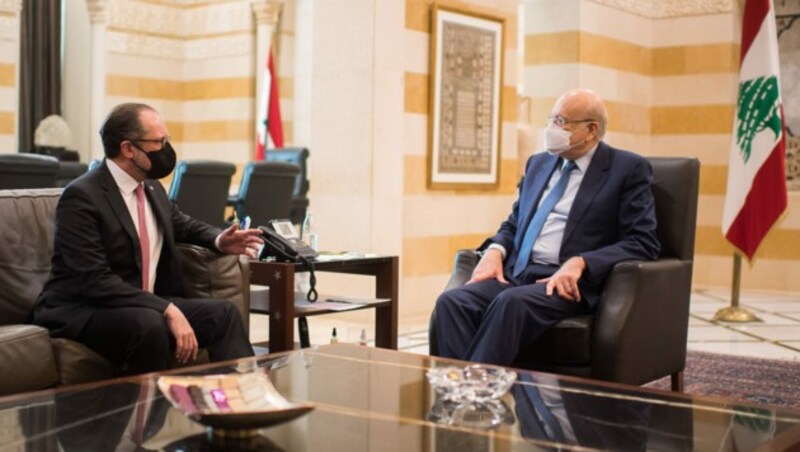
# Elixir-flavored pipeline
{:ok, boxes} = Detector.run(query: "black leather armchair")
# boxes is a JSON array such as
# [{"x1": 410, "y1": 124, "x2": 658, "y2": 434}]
[
  {"x1": 233, "y1": 161, "x2": 300, "y2": 227},
  {"x1": 0, "y1": 153, "x2": 59, "y2": 189},
  {"x1": 429, "y1": 157, "x2": 700, "y2": 390},
  {"x1": 168, "y1": 160, "x2": 236, "y2": 228},
  {"x1": 265, "y1": 147, "x2": 310, "y2": 224},
  {"x1": 56, "y1": 162, "x2": 88, "y2": 188}
]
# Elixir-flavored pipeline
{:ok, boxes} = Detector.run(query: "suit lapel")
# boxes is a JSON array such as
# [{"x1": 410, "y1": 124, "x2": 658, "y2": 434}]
[
  {"x1": 561, "y1": 142, "x2": 612, "y2": 246},
  {"x1": 144, "y1": 180, "x2": 174, "y2": 245},
  {"x1": 99, "y1": 163, "x2": 139, "y2": 255},
  {"x1": 515, "y1": 155, "x2": 561, "y2": 250}
]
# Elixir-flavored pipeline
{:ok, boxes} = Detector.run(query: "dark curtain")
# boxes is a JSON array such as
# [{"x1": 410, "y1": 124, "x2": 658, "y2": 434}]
[{"x1": 18, "y1": 0, "x2": 62, "y2": 153}]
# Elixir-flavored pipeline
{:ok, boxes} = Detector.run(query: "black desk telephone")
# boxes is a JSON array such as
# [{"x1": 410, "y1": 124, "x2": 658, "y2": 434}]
[
  {"x1": 258, "y1": 221, "x2": 319, "y2": 301},
  {"x1": 258, "y1": 221, "x2": 318, "y2": 262}
]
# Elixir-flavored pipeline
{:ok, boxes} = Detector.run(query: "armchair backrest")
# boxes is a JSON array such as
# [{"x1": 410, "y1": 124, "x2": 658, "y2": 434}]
[
  {"x1": 236, "y1": 161, "x2": 300, "y2": 226},
  {"x1": 168, "y1": 160, "x2": 236, "y2": 228},
  {"x1": 0, "y1": 189, "x2": 61, "y2": 325},
  {"x1": 0, "y1": 154, "x2": 59, "y2": 189},
  {"x1": 265, "y1": 147, "x2": 309, "y2": 197},
  {"x1": 649, "y1": 157, "x2": 700, "y2": 261},
  {"x1": 56, "y1": 161, "x2": 88, "y2": 188}
]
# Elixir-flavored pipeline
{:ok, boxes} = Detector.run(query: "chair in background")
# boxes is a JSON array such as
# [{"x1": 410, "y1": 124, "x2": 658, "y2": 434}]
[
  {"x1": 234, "y1": 161, "x2": 299, "y2": 227},
  {"x1": 265, "y1": 147, "x2": 310, "y2": 224},
  {"x1": 429, "y1": 157, "x2": 700, "y2": 390},
  {"x1": 55, "y1": 161, "x2": 88, "y2": 188},
  {"x1": 0, "y1": 154, "x2": 59, "y2": 189},
  {"x1": 168, "y1": 160, "x2": 236, "y2": 228}
]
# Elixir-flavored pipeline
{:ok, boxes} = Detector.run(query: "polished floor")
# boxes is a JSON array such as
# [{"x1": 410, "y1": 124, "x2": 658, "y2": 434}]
[{"x1": 249, "y1": 288, "x2": 800, "y2": 361}]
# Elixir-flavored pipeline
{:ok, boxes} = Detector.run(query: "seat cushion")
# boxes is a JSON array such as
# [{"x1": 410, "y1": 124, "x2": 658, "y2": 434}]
[
  {"x1": 0, "y1": 325, "x2": 59, "y2": 395},
  {"x1": 52, "y1": 338, "x2": 211, "y2": 386},
  {"x1": 515, "y1": 315, "x2": 594, "y2": 365},
  {"x1": 51, "y1": 338, "x2": 118, "y2": 386}
]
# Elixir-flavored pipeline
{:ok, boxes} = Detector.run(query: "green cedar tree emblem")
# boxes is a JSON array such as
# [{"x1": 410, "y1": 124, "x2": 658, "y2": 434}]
[{"x1": 736, "y1": 75, "x2": 782, "y2": 163}]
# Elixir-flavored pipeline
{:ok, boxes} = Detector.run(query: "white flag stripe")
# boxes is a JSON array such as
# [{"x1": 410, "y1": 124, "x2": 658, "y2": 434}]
[
  {"x1": 739, "y1": 6, "x2": 781, "y2": 84},
  {"x1": 256, "y1": 69, "x2": 272, "y2": 149}
]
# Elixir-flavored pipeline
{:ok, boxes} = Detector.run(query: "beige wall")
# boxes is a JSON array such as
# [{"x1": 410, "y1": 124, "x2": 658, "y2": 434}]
[{"x1": 105, "y1": 0, "x2": 257, "y2": 188}]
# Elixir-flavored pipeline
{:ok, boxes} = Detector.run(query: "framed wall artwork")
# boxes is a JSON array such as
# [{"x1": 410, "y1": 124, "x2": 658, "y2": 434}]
[{"x1": 428, "y1": 5, "x2": 505, "y2": 189}]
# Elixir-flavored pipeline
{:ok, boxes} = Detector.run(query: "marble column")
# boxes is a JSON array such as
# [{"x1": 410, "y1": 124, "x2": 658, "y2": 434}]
[
  {"x1": 0, "y1": 0, "x2": 23, "y2": 152},
  {"x1": 85, "y1": 0, "x2": 107, "y2": 159}
]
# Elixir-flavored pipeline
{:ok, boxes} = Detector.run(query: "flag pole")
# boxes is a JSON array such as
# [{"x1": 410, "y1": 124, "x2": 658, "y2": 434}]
[{"x1": 712, "y1": 252, "x2": 762, "y2": 322}]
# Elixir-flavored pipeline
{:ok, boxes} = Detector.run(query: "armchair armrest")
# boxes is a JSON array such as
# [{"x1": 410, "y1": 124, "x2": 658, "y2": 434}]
[
  {"x1": 177, "y1": 244, "x2": 251, "y2": 332},
  {"x1": 591, "y1": 258, "x2": 693, "y2": 385},
  {"x1": 444, "y1": 249, "x2": 480, "y2": 291}
]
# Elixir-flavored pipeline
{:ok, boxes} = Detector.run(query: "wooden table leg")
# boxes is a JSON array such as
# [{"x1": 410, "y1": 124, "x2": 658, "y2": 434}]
[
  {"x1": 374, "y1": 256, "x2": 399, "y2": 349},
  {"x1": 251, "y1": 261, "x2": 296, "y2": 353}
]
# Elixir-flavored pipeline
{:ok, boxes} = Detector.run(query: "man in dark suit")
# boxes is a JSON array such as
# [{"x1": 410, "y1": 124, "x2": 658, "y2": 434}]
[
  {"x1": 32, "y1": 103, "x2": 262, "y2": 374},
  {"x1": 434, "y1": 89, "x2": 660, "y2": 366}
]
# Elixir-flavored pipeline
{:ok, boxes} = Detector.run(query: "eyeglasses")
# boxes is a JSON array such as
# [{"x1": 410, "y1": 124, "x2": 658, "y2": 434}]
[
  {"x1": 547, "y1": 115, "x2": 595, "y2": 128},
  {"x1": 128, "y1": 136, "x2": 170, "y2": 151}
]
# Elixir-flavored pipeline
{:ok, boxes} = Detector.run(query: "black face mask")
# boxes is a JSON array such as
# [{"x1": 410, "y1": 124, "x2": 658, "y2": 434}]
[{"x1": 135, "y1": 142, "x2": 176, "y2": 179}]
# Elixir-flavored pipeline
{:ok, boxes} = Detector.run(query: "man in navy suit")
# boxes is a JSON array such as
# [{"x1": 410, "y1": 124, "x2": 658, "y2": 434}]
[
  {"x1": 33, "y1": 103, "x2": 263, "y2": 374},
  {"x1": 434, "y1": 89, "x2": 660, "y2": 366}
]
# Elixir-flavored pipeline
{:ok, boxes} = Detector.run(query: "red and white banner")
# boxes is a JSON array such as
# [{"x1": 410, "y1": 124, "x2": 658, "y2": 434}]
[
  {"x1": 255, "y1": 48, "x2": 284, "y2": 160},
  {"x1": 722, "y1": 0, "x2": 788, "y2": 260}
]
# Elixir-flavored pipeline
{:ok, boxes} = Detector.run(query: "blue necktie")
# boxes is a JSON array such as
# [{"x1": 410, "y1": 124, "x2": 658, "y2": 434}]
[
  {"x1": 512, "y1": 160, "x2": 577, "y2": 278},
  {"x1": 522, "y1": 378, "x2": 566, "y2": 442}
]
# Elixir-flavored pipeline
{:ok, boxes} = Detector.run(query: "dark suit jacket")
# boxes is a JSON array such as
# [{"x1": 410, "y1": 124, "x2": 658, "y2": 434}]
[
  {"x1": 32, "y1": 161, "x2": 221, "y2": 338},
  {"x1": 483, "y1": 142, "x2": 660, "y2": 306}
]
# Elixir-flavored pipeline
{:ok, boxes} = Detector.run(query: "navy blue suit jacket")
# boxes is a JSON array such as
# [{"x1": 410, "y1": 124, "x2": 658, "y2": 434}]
[
  {"x1": 483, "y1": 142, "x2": 660, "y2": 306},
  {"x1": 32, "y1": 161, "x2": 221, "y2": 339}
]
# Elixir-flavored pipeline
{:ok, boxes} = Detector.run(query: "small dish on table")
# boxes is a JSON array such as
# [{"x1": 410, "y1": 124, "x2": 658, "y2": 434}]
[{"x1": 157, "y1": 370, "x2": 313, "y2": 437}]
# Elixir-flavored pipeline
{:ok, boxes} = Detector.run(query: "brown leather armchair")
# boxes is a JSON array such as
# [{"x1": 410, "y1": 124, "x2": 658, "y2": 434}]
[
  {"x1": 429, "y1": 157, "x2": 700, "y2": 390},
  {"x1": 0, "y1": 188, "x2": 251, "y2": 396}
]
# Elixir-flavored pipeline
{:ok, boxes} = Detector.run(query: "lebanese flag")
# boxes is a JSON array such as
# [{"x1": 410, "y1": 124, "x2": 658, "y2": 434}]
[
  {"x1": 255, "y1": 48, "x2": 284, "y2": 160},
  {"x1": 722, "y1": 0, "x2": 788, "y2": 260}
]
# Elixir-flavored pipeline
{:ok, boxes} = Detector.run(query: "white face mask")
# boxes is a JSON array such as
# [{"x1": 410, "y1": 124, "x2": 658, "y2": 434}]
[
  {"x1": 544, "y1": 124, "x2": 573, "y2": 155},
  {"x1": 544, "y1": 123, "x2": 589, "y2": 156}
]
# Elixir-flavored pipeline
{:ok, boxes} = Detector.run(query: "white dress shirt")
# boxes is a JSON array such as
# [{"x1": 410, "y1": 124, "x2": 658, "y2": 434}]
[
  {"x1": 489, "y1": 146, "x2": 597, "y2": 266},
  {"x1": 106, "y1": 159, "x2": 164, "y2": 292},
  {"x1": 531, "y1": 147, "x2": 596, "y2": 265}
]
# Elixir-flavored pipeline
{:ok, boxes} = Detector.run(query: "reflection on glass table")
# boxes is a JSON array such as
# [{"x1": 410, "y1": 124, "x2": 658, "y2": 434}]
[{"x1": 1, "y1": 344, "x2": 800, "y2": 451}]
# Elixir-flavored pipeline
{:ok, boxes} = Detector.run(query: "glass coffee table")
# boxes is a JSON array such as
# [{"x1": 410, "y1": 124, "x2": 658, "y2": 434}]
[{"x1": 1, "y1": 345, "x2": 799, "y2": 451}]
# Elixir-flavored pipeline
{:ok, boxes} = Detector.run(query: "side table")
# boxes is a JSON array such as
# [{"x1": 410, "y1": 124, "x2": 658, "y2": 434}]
[{"x1": 249, "y1": 255, "x2": 399, "y2": 352}]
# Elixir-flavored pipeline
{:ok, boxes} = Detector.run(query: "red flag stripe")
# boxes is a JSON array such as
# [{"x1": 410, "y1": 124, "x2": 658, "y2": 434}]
[
  {"x1": 724, "y1": 138, "x2": 788, "y2": 259},
  {"x1": 740, "y1": 0, "x2": 770, "y2": 65},
  {"x1": 267, "y1": 50, "x2": 284, "y2": 149}
]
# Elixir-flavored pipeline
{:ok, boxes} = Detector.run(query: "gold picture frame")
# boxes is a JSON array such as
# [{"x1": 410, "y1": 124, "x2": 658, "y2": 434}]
[{"x1": 427, "y1": 5, "x2": 505, "y2": 190}]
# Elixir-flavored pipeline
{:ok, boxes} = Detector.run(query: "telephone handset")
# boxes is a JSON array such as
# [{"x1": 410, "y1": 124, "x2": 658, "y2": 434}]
[
  {"x1": 258, "y1": 222, "x2": 318, "y2": 261},
  {"x1": 258, "y1": 222, "x2": 319, "y2": 301}
]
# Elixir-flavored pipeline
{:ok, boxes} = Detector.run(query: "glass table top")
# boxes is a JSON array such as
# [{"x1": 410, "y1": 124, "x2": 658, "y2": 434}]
[{"x1": 1, "y1": 344, "x2": 799, "y2": 451}]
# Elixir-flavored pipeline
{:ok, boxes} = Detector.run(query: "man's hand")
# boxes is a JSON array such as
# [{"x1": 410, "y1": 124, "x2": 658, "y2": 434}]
[
  {"x1": 467, "y1": 248, "x2": 509, "y2": 284},
  {"x1": 164, "y1": 303, "x2": 198, "y2": 363},
  {"x1": 536, "y1": 256, "x2": 586, "y2": 302},
  {"x1": 217, "y1": 223, "x2": 264, "y2": 259}
]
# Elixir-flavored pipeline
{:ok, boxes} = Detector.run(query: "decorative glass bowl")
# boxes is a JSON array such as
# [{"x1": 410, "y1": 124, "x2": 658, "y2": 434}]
[
  {"x1": 426, "y1": 364, "x2": 517, "y2": 403},
  {"x1": 426, "y1": 364, "x2": 517, "y2": 429},
  {"x1": 157, "y1": 370, "x2": 313, "y2": 436}
]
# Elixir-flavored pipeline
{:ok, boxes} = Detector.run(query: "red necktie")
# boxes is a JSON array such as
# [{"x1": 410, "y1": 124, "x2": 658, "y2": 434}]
[
  {"x1": 135, "y1": 184, "x2": 150, "y2": 291},
  {"x1": 133, "y1": 382, "x2": 150, "y2": 445}
]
